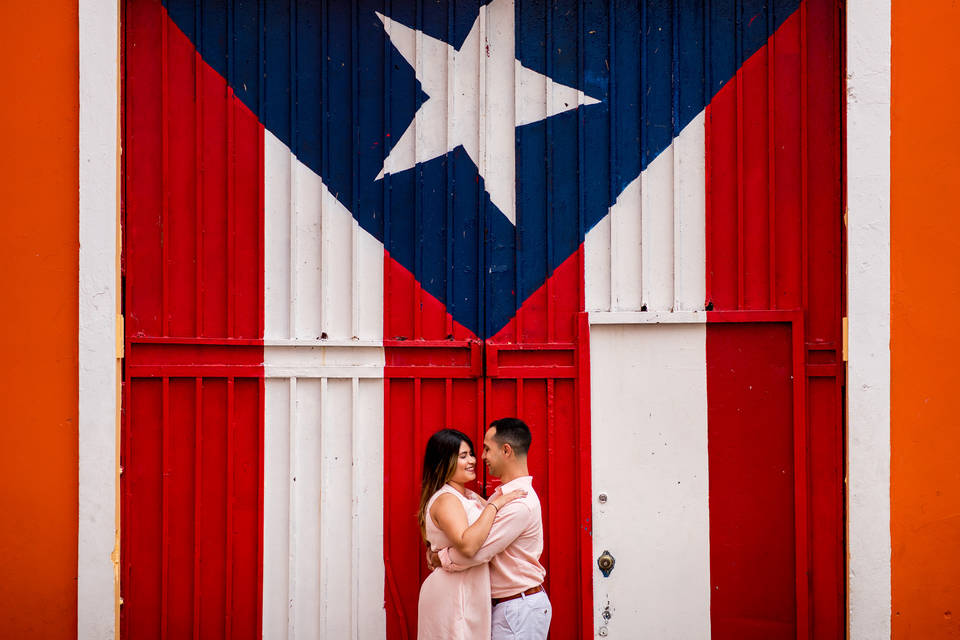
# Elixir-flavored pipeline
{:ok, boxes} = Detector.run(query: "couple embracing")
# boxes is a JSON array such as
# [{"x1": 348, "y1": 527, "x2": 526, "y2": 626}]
[{"x1": 417, "y1": 417, "x2": 551, "y2": 640}]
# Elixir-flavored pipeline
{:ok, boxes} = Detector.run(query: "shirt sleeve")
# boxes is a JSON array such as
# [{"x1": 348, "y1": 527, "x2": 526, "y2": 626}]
[{"x1": 439, "y1": 501, "x2": 531, "y2": 571}]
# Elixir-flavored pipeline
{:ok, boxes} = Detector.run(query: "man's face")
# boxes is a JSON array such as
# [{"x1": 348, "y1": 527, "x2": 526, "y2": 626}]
[{"x1": 482, "y1": 427, "x2": 506, "y2": 479}]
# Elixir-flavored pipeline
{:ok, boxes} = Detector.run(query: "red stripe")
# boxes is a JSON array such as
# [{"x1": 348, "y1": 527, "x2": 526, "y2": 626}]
[
  {"x1": 704, "y1": 1, "x2": 844, "y2": 637},
  {"x1": 488, "y1": 248, "x2": 592, "y2": 639},
  {"x1": 384, "y1": 254, "x2": 481, "y2": 343},
  {"x1": 383, "y1": 247, "x2": 592, "y2": 639},
  {"x1": 706, "y1": 320, "x2": 799, "y2": 639},
  {"x1": 383, "y1": 254, "x2": 483, "y2": 640},
  {"x1": 122, "y1": 4, "x2": 265, "y2": 639}
]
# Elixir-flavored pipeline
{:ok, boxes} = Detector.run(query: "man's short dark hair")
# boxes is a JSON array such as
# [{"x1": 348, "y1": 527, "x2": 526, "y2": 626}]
[{"x1": 489, "y1": 417, "x2": 532, "y2": 457}]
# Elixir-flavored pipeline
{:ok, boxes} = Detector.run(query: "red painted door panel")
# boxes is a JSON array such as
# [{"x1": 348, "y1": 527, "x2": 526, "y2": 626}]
[
  {"x1": 484, "y1": 332, "x2": 592, "y2": 639},
  {"x1": 704, "y1": 0, "x2": 845, "y2": 636},
  {"x1": 707, "y1": 321, "x2": 799, "y2": 639},
  {"x1": 122, "y1": 366, "x2": 264, "y2": 640},
  {"x1": 383, "y1": 252, "x2": 592, "y2": 640},
  {"x1": 122, "y1": 1, "x2": 265, "y2": 638},
  {"x1": 383, "y1": 341, "x2": 485, "y2": 639}
]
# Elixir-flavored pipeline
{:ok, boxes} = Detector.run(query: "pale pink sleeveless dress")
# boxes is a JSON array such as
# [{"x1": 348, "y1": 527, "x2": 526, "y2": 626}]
[{"x1": 417, "y1": 485, "x2": 492, "y2": 640}]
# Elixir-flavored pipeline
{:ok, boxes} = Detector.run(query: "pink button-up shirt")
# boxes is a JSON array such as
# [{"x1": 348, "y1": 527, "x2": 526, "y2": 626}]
[{"x1": 438, "y1": 476, "x2": 546, "y2": 598}]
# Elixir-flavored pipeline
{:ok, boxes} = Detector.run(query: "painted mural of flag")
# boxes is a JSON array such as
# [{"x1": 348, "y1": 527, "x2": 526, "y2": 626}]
[{"x1": 121, "y1": 0, "x2": 844, "y2": 638}]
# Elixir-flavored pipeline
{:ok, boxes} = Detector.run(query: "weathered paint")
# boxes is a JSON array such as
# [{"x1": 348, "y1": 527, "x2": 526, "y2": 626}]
[
  {"x1": 79, "y1": 0, "x2": 121, "y2": 636},
  {"x1": 60, "y1": 1, "x2": 960, "y2": 639},
  {"x1": 122, "y1": 3, "x2": 265, "y2": 637},
  {"x1": 846, "y1": 0, "x2": 892, "y2": 637},
  {"x1": 585, "y1": 113, "x2": 706, "y2": 315},
  {"x1": 262, "y1": 129, "x2": 386, "y2": 639},
  {"x1": 587, "y1": 2, "x2": 845, "y2": 637},
  {"x1": 705, "y1": 2, "x2": 846, "y2": 635},
  {"x1": 119, "y1": 2, "x2": 846, "y2": 640},
  {"x1": 890, "y1": 0, "x2": 960, "y2": 636},
  {"x1": 590, "y1": 321, "x2": 711, "y2": 637},
  {"x1": 263, "y1": 373, "x2": 385, "y2": 639},
  {"x1": 706, "y1": 316, "x2": 806, "y2": 639},
  {"x1": 263, "y1": 131, "x2": 384, "y2": 343},
  {"x1": 0, "y1": 1, "x2": 79, "y2": 638}
]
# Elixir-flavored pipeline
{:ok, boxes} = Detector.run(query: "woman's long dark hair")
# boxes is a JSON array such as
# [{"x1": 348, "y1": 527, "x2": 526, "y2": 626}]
[{"x1": 418, "y1": 428, "x2": 475, "y2": 540}]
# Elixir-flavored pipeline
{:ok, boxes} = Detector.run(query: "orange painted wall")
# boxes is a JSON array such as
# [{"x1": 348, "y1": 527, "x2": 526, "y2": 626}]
[
  {"x1": 891, "y1": 0, "x2": 960, "y2": 637},
  {"x1": 0, "y1": 1, "x2": 79, "y2": 638}
]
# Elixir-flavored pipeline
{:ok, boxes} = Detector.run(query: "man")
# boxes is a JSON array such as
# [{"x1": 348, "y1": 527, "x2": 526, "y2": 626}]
[{"x1": 431, "y1": 417, "x2": 551, "y2": 639}]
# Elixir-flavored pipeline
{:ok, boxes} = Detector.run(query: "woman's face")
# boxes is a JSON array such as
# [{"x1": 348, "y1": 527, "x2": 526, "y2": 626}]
[{"x1": 447, "y1": 440, "x2": 477, "y2": 485}]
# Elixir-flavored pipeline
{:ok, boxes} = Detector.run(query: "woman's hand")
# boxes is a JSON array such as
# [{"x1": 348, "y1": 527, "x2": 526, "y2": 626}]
[
  {"x1": 425, "y1": 547, "x2": 441, "y2": 570},
  {"x1": 492, "y1": 489, "x2": 527, "y2": 511}
]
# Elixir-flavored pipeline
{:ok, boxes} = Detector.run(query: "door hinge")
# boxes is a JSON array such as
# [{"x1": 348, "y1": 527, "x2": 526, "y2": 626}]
[
  {"x1": 116, "y1": 314, "x2": 124, "y2": 359},
  {"x1": 842, "y1": 316, "x2": 848, "y2": 362}
]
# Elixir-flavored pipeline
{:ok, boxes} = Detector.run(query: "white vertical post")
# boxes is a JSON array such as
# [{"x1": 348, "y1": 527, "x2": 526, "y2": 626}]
[
  {"x1": 79, "y1": 0, "x2": 120, "y2": 637},
  {"x1": 846, "y1": 0, "x2": 892, "y2": 637}
]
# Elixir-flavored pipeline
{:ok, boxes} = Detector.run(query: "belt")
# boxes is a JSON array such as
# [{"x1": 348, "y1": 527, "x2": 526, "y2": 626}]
[{"x1": 491, "y1": 585, "x2": 544, "y2": 607}]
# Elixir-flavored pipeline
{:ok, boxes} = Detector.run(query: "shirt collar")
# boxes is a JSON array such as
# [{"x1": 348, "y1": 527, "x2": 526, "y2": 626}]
[{"x1": 497, "y1": 475, "x2": 534, "y2": 493}]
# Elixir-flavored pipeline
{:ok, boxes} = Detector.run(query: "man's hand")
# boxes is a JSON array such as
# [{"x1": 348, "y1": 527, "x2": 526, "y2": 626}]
[{"x1": 425, "y1": 547, "x2": 441, "y2": 570}]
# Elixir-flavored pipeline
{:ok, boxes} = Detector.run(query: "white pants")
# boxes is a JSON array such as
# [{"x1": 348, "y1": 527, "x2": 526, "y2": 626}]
[{"x1": 491, "y1": 590, "x2": 552, "y2": 640}]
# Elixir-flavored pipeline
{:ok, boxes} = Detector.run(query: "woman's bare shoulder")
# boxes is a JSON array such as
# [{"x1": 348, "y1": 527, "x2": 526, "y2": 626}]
[{"x1": 430, "y1": 490, "x2": 463, "y2": 512}]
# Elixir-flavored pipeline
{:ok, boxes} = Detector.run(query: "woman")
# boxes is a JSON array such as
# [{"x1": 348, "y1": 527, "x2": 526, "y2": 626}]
[{"x1": 417, "y1": 429, "x2": 526, "y2": 640}]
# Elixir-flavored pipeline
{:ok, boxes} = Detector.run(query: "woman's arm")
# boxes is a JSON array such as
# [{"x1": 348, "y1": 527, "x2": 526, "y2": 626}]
[{"x1": 429, "y1": 490, "x2": 525, "y2": 558}]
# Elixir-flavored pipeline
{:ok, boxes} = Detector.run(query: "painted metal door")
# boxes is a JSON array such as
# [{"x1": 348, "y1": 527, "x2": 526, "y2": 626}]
[
  {"x1": 586, "y1": 0, "x2": 845, "y2": 638},
  {"x1": 122, "y1": 0, "x2": 844, "y2": 638},
  {"x1": 122, "y1": 0, "x2": 267, "y2": 633}
]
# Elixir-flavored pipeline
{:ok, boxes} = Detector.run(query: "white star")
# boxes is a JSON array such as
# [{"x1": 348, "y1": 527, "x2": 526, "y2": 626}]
[{"x1": 375, "y1": 0, "x2": 601, "y2": 226}]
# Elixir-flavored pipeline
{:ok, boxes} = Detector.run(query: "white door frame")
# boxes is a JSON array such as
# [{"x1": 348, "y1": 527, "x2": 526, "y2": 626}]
[{"x1": 78, "y1": 0, "x2": 120, "y2": 637}]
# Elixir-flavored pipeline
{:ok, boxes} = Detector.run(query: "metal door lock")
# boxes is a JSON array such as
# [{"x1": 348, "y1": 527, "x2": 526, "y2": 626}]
[{"x1": 597, "y1": 550, "x2": 615, "y2": 577}]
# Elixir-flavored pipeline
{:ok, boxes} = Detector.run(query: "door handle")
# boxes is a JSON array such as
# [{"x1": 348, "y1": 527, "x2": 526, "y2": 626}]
[{"x1": 597, "y1": 550, "x2": 615, "y2": 577}]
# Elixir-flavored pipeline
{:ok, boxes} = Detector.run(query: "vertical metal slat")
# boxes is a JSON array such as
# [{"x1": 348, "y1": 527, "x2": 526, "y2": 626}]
[
  {"x1": 797, "y1": 3, "x2": 812, "y2": 636},
  {"x1": 318, "y1": 377, "x2": 329, "y2": 635},
  {"x1": 735, "y1": 0, "x2": 745, "y2": 310},
  {"x1": 638, "y1": 0, "x2": 649, "y2": 310},
  {"x1": 287, "y1": 376, "x2": 298, "y2": 639},
  {"x1": 161, "y1": 15, "x2": 170, "y2": 336},
  {"x1": 350, "y1": 0, "x2": 360, "y2": 341},
  {"x1": 545, "y1": 0, "x2": 555, "y2": 343},
  {"x1": 791, "y1": 317, "x2": 811, "y2": 640},
  {"x1": 445, "y1": 2, "x2": 455, "y2": 339},
  {"x1": 703, "y1": 0, "x2": 713, "y2": 306},
  {"x1": 195, "y1": 5, "x2": 205, "y2": 337},
  {"x1": 160, "y1": 377, "x2": 170, "y2": 639},
  {"x1": 800, "y1": 3, "x2": 810, "y2": 312},
  {"x1": 350, "y1": 377, "x2": 361, "y2": 639},
  {"x1": 608, "y1": 0, "x2": 619, "y2": 311},
  {"x1": 767, "y1": 4, "x2": 778, "y2": 310},
  {"x1": 413, "y1": 0, "x2": 424, "y2": 340},
  {"x1": 227, "y1": 1, "x2": 237, "y2": 339},
  {"x1": 477, "y1": 4, "x2": 488, "y2": 339},
  {"x1": 224, "y1": 377, "x2": 235, "y2": 639},
  {"x1": 192, "y1": 377, "x2": 203, "y2": 640},
  {"x1": 576, "y1": 0, "x2": 586, "y2": 314},
  {"x1": 513, "y1": 0, "x2": 523, "y2": 342},
  {"x1": 671, "y1": 0, "x2": 682, "y2": 310},
  {"x1": 288, "y1": 0, "x2": 298, "y2": 340}
]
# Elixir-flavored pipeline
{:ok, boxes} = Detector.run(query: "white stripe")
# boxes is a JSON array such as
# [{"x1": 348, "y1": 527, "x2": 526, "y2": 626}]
[
  {"x1": 846, "y1": 0, "x2": 892, "y2": 636},
  {"x1": 585, "y1": 110, "x2": 709, "y2": 637},
  {"x1": 263, "y1": 137, "x2": 386, "y2": 639},
  {"x1": 264, "y1": 132, "x2": 383, "y2": 343},
  {"x1": 79, "y1": 1, "x2": 120, "y2": 637},
  {"x1": 590, "y1": 323, "x2": 711, "y2": 638},
  {"x1": 585, "y1": 112, "x2": 706, "y2": 314}
]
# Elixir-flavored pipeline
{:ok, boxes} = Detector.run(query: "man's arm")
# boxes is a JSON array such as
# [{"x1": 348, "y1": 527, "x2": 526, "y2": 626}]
[{"x1": 439, "y1": 502, "x2": 530, "y2": 571}]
